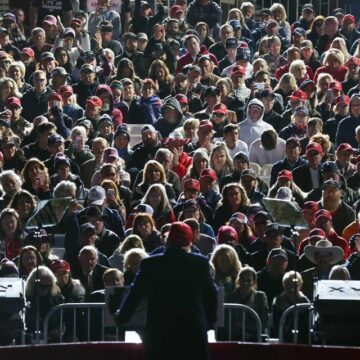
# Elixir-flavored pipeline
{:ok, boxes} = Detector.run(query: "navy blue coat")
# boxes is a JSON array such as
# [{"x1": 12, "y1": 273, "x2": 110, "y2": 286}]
[{"x1": 116, "y1": 248, "x2": 218, "y2": 360}]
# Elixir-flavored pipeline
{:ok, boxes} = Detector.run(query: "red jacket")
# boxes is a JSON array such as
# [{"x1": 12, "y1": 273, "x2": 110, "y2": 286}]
[{"x1": 314, "y1": 65, "x2": 348, "y2": 83}]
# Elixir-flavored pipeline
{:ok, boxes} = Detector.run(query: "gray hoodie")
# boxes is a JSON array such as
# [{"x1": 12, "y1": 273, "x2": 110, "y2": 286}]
[{"x1": 238, "y1": 98, "x2": 275, "y2": 147}]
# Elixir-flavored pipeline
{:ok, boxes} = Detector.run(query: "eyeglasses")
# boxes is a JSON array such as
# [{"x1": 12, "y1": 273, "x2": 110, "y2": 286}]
[
  {"x1": 212, "y1": 113, "x2": 226, "y2": 117},
  {"x1": 34, "y1": 78, "x2": 46, "y2": 83}
]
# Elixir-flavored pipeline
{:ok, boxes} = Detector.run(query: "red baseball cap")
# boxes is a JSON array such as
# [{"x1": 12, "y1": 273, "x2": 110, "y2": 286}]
[
  {"x1": 231, "y1": 65, "x2": 246, "y2": 77},
  {"x1": 200, "y1": 168, "x2": 218, "y2": 181},
  {"x1": 49, "y1": 92, "x2": 63, "y2": 102},
  {"x1": 167, "y1": 222, "x2": 193, "y2": 247},
  {"x1": 198, "y1": 119, "x2": 213, "y2": 133},
  {"x1": 217, "y1": 225, "x2": 238, "y2": 244},
  {"x1": 306, "y1": 142, "x2": 323, "y2": 155},
  {"x1": 330, "y1": 81, "x2": 342, "y2": 91},
  {"x1": 315, "y1": 209, "x2": 332, "y2": 221},
  {"x1": 343, "y1": 14, "x2": 355, "y2": 24},
  {"x1": 170, "y1": 5, "x2": 184, "y2": 17},
  {"x1": 174, "y1": 94, "x2": 188, "y2": 105},
  {"x1": 336, "y1": 143, "x2": 354, "y2": 153},
  {"x1": 335, "y1": 95, "x2": 350, "y2": 106},
  {"x1": 213, "y1": 103, "x2": 228, "y2": 115},
  {"x1": 345, "y1": 57, "x2": 360, "y2": 67},
  {"x1": 7, "y1": 97, "x2": 21, "y2": 108},
  {"x1": 184, "y1": 178, "x2": 200, "y2": 192},
  {"x1": 20, "y1": 47, "x2": 35, "y2": 58},
  {"x1": 309, "y1": 228, "x2": 326, "y2": 238},
  {"x1": 86, "y1": 96, "x2": 103, "y2": 107},
  {"x1": 59, "y1": 85, "x2": 74, "y2": 97},
  {"x1": 277, "y1": 169, "x2": 293, "y2": 181},
  {"x1": 303, "y1": 201, "x2": 319, "y2": 213},
  {"x1": 50, "y1": 259, "x2": 70, "y2": 273},
  {"x1": 289, "y1": 89, "x2": 307, "y2": 101}
]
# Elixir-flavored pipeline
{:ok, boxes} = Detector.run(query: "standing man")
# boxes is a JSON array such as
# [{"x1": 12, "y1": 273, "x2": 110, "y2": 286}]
[{"x1": 115, "y1": 222, "x2": 218, "y2": 360}]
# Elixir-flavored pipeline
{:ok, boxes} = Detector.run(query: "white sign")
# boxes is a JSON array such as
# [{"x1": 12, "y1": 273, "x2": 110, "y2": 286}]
[{"x1": 87, "y1": 0, "x2": 121, "y2": 12}]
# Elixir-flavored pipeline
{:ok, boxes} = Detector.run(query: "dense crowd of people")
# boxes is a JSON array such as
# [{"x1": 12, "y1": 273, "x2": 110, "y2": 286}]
[{"x1": 0, "y1": 0, "x2": 360, "y2": 346}]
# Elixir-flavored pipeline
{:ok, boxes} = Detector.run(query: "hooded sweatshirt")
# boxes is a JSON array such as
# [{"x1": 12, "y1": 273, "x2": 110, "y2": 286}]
[
  {"x1": 154, "y1": 97, "x2": 185, "y2": 137},
  {"x1": 238, "y1": 98, "x2": 275, "y2": 147}
]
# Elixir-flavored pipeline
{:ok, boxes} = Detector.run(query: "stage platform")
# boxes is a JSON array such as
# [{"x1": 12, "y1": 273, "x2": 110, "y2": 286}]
[{"x1": 1, "y1": 342, "x2": 360, "y2": 360}]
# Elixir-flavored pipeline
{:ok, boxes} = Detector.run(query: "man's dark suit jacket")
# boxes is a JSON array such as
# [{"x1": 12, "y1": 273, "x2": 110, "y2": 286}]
[
  {"x1": 292, "y1": 163, "x2": 323, "y2": 193},
  {"x1": 115, "y1": 247, "x2": 218, "y2": 360}
]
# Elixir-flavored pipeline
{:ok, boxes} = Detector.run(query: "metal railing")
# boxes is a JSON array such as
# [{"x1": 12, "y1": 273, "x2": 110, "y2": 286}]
[
  {"x1": 278, "y1": 303, "x2": 314, "y2": 345},
  {"x1": 43, "y1": 302, "x2": 121, "y2": 344},
  {"x1": 217, "y1": 303, "x2": 263, "y2": 342}
]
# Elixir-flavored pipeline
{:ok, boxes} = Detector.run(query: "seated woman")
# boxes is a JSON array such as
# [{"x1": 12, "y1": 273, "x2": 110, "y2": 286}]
[
  {"x1": 210, "y1": 244, "x2": 242, "y2": 296},
  {"x1": 227, "y1": 212, "x2": 255, "y2": 250},
  {"x1": 0, "y1": 208, "x2": 26, "y2": 261},
  {"x1": 109, "y1": 235, "x2": 144, "y2": 271},
  {"x1": 127, "y1": 213, "x2": 163, "y2": 253},
  {"x1": 140, "y1": 183, "x2": 176, "y2": 230},
  {"x1": 213, "y1": 183, "x2": 250, "y2": 234},
  {"x1": 148, "y1": 60, "x2": 173, "y2": 99},
  {"x1": 209, "y1": 142, "x2": 234, "y2": 183},
  {"x1": 132, "y1": 160, "x2": 176, "y2": 207},
  {"x1": 100, "y1": 179, "x2": 127, "y2": 225},
  {"x1": 25, "y1": 265, "x2": 64, "y2": 342},
  {"x1": 22, "y1": 158, "x2": 52, "y2": 200},
  {"x1": 272, "y1": 270, "x2": 309, "y2": 340},
  {"x1": 24, "y1": 230, "x2": 58, "y2": 268},
  {"x1": 17, "y1": 245, "x2": 43, "y2": 279},
  {"x1": 219, "y1": 266, "x2": 268, "y2": 340},
  {"x1": 50, "y1": 154, "x2": 87, "y2": 200},
  {"x1": 123, "y1": 248, "x2": 148, "y2": 286},
  {"x1": 9, "y1": 190, "x2": 37, "y2": 229}
]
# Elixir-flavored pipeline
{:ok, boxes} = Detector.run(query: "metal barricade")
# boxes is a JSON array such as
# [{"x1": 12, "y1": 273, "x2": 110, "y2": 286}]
[
  {"x1": 217, "y1": 303, "x2": 262, "y2": 343},
  {"x1": 278, "y1": 303, "x2": 314, "y2": 345},
  {"x1": 43, "y1": 303, "x2": 121, "y2": 344}
]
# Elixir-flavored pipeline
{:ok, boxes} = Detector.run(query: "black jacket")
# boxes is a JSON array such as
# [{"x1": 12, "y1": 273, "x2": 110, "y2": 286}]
[
  {"x1": 115, "y1": 248, "x2": 218, "y2": 360},
  {"x1": 292, "y1": 163, "x2": 323, "y2": 193}
]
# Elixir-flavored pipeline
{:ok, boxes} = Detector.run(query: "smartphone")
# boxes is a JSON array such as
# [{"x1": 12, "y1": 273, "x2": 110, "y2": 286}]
[
  {"x1": 107, "y1": 189, "x2": 115, "y2": 197},
  {"x1": 52, "y1": 100, "x2": 61, "y2": 108},
  {"x1": 255, "y1": 82, "x2": 265, "y2": 91}
]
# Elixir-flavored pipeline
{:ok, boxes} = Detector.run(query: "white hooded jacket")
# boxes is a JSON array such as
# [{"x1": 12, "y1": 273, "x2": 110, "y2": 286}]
[{"x1": 238, "y1": 98, "x2": 275, "y2": 147}]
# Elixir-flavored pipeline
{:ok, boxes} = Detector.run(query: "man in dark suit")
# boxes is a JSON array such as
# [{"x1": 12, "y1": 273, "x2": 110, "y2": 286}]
[
  {"x1": 115, "y1": 222, "x2": 218, "y2": 360},
  {"x1": 74, "y1": 245, "x2": 108, "y2": 296},
  {"x1": 293, "y1": 142, "x2": 323, "y2": 193}
]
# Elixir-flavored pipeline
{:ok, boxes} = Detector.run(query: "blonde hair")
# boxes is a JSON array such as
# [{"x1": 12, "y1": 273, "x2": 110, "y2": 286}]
[
  {"x1": 270, "y1": 3, "x2": 287, "y2": 21},
  {"x1": 141, "y1": 160, "x2": 167, "y2": 185},
  {"x1": 282, "y1": 270, "x2": 303, "y2": 288},
  {"x1": 211, "y1": 244, "x2": 242, "y2": 280},
  {"x1": 0, "y1": 77, "x2": 22, "y2": 101},
  {"x1": 330, "y1": 37, "x2": 350, "y2": 61},
  {"x1": 123, "y1": 248, "x2": 148, "y2": 270},
  {"x1": 119, "y1": 234, "x2": 144, "y2": 254},
  {"x1": 274, "y1": 73, "x2": 298, "y2": 93},
  {"x1": 141, "y1": 183, "x2": 171, "y2": 214},
  {"x1": 323, "y1": 48, "x2": 345, "y2": 66},
  {"x1": 289, "y1": 59, "x2": 306, "y2": 77},
  {"x1": 25, "y1": 265, "x2": 61, "y2": 297},
  {"x1": 310, "y1": 133, "x2": 332, "y2": 153},
  {"x1": 210, "y1": 142, "x2": 234, "y2": 173}
]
